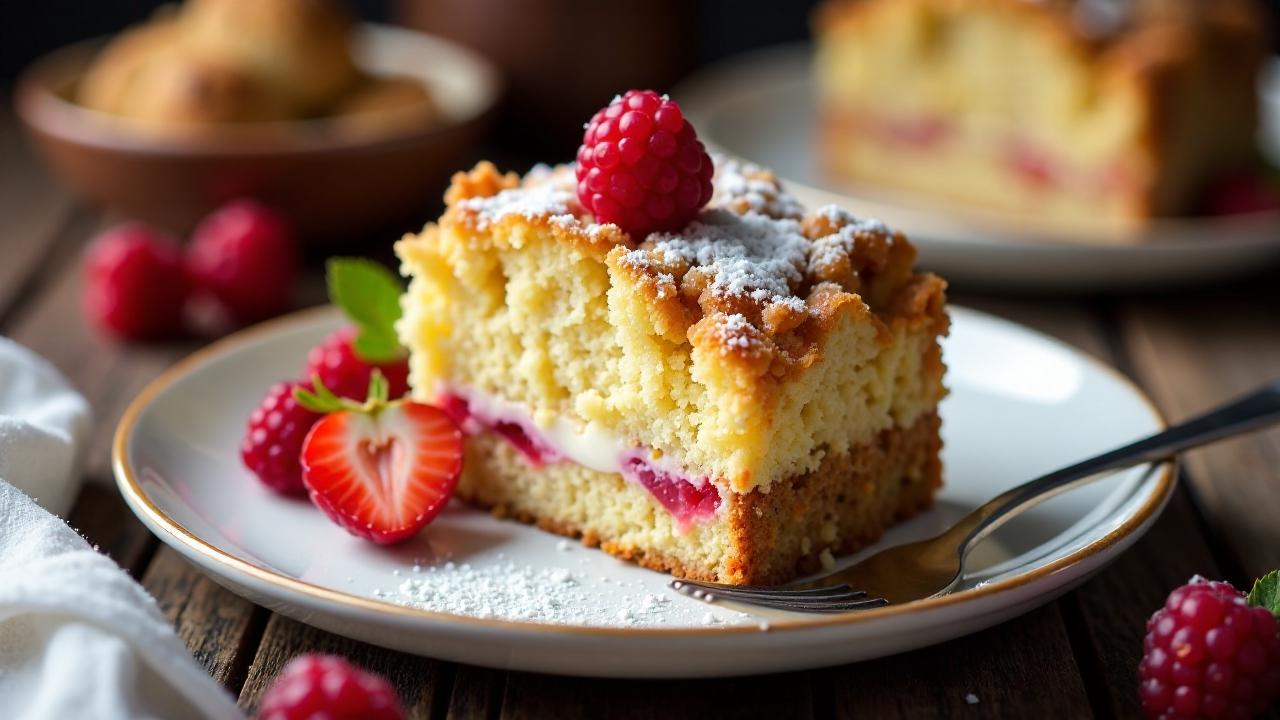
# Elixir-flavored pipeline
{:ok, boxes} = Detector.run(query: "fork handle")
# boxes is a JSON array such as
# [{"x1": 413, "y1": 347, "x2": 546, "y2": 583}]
[{"x1": 945, "y1": 378, "x2": 1280, "y2": 557}]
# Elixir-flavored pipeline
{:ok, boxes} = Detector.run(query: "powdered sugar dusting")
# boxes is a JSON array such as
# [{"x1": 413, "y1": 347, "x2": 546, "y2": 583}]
[
  {"x1": 630, "y1": 209, "x2": 809, "y2": 306},
  {"x1": 712, "y1": 156, "x2": 805, "y2": 219},
  {"x1": 709, "y1": 313, "x2": 764, "y2": 356},
  {"x1": 381, "y1": 553, "x2": 756, "y2": 627},
  {"x1": 457, "y1": 166, "x2": 579, "y2": 231},
  {"x1": 808, "y1": 204, "x2": 894, "y2": 275}
]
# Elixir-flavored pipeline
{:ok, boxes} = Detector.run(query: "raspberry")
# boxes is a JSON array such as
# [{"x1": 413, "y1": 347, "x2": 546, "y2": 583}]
[
  {"x1": 257, "y1": 654, "x2": 404, "y2": 720},
  {"x1": 575, "y1": 89, "x2": 714, "y2": 239},
  {"x1": 82, "y1": 222, "x2": 190, "y2": 340},
  {"x1": 1139, "y1": 577, "x2": 1280, "y2": 719},
  {"x1": 187, "y1": 199, "x2": 297, "y2": 326},
  {"x1": 241, "y1": 381, "x2": 321, "y2": 494},
  {"x1": 302, "y1": 327, "x2": 410, "y2": 401}
]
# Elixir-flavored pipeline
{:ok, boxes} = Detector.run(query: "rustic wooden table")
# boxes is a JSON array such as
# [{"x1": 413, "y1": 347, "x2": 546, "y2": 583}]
[{"x1": 3, "y1": 110, "x2": 1278, "y2": 719}]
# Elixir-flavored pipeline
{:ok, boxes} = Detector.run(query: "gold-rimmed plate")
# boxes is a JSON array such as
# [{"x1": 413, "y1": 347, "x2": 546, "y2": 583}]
[{"x1": 113, "y1": 306, "x2": 1173, "y2": 677}]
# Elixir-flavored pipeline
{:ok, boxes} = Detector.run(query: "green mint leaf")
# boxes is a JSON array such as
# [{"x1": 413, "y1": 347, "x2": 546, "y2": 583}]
[
  {"x1": 327, "y1": 258, "x2": 405, "y2": 363},
  {"x1": 352, "y1": 327, "x2": 401, "y2": 364},
  {"x1": 1247, "y1": 570, "x2": 1280, "y2": 617}
]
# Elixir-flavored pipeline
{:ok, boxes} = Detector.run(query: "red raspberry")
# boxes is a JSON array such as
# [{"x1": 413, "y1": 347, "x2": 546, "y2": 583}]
[
  {"x1": 257, "y1": 654, "x2": 404, "y2": 720},
  {"x1": 302, "y1": 326, "x2": 410, "y2": 401},
  {"x1": 241, "y1": 381, "x2": 321, "y2": 494},
  {"x1": 575, "y1": 89, "x2": 714, "y2": 239},
  {"x1": 187, "y1": 199, "x2": 297, "y2": 326},
  {"x1": 82, "y1": 222, "x2": 190, "y2": 340},
  {"x1": 1139, "y1": 577, "x2": 1280, "y2": 719}
]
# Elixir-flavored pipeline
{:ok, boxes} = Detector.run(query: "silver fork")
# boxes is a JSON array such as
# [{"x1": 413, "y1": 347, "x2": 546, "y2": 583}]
[{"x1": 670, "y1": 379, "x2": 1280, "y2": 613}]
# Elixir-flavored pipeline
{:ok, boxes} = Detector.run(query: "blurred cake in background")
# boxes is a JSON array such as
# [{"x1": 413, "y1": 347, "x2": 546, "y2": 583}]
[
  {"x1": 813, "y1": 0, "x2": 1268, "y2": 232},
  {"x1": 77, "y1": 0, "x2": 438, "y2": 131}
]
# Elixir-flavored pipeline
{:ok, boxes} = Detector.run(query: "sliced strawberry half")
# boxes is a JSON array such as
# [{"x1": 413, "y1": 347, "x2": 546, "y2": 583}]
[{"x1": 298, "y1": 376, "x2": 463, "y2": 545}]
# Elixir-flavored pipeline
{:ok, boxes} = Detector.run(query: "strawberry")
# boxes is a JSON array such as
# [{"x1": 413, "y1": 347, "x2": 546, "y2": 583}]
[{"x1": 296, "y1": 373, "x2": 462, "y2": 544}]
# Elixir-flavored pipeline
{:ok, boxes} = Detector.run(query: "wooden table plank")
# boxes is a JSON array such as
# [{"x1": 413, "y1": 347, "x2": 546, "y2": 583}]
[
  {"x1": 0, "y1": 109, "x2": 76, "y2": 320},
  {"x1": 1118, "y1": 283, "x2": 1280, "y2": 582},
  {"x1": 238, "y1": 614, "x2": 454, "y2": 718},
  {"x1": 949, "y1": 294, "x2": 1237, "y2": 718},
  {"x1": 448, "y1": 665, "x2": 506, "y2": 720},
  {"x1": 66, "y1": 483, "x2": 157, "y2": 576},
  {"x1": 500, "y1": 670, "x2": 813, "y2": 720},
  {"x1": 142, "y1": 547, "x2": 267, "y2": 691},
  {"x1": 821, "y1": 605, "x2": 1089, "y2": 719},
  {"x1": 1068, "y1": 488, "x2": 1223, "y2": 718}
]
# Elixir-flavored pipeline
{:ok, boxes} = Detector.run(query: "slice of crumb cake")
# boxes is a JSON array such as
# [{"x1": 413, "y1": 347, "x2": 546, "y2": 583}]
[{"x1": 395, "y1": 157, "x2": 948, "y2": 585}]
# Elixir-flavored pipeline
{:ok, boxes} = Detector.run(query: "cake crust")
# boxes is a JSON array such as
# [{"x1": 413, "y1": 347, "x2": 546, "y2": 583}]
[
  {"x1": 398, "y1": 157, "x2": 947, "y2": 494},
  {"x1": 457, "y1": 411, "x2": 942, "y2": 585},
  {"x1": 420, "y1": 159, "x2": 947, "y2": 373},
  {"x1": 398, "y1": 155, "x2": 948, "y2": 583}
]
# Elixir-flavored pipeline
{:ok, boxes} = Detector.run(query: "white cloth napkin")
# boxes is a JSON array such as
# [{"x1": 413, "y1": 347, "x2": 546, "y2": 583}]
[
  {"x1": 0, "y1": 338, "x2": 245, "y2": 720},
  {"x1": 0, "y1": 337, "x2": 92, "y2": 515}
]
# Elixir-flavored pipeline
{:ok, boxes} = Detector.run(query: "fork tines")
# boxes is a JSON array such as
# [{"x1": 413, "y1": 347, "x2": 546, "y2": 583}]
[{"x1": 669, "y1": 579, "x2": 888, "y2": 613}]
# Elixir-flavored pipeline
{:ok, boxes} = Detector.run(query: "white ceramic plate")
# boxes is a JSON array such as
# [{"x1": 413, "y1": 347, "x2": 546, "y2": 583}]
[
  {"x1": 114, "y1": 307, "x2": 1173, "y2": 678},
  {"x1": 676, "y1": 45, "x2": 1280, "y2": 291}
]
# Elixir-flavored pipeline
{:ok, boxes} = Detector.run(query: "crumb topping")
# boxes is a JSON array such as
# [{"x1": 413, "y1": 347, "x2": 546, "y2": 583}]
[
  {"x1": 712, "y1": 158, "x2": 806, "y2": 219},
  {"x1": 453, "y1": 165, "x2": 580, "y2": 232},
  {"x1": 621, "y1": 209, "x2": 809, "y2": 310},
  {"x1": 806, "y1": 206, "x2": 892, "y2": 277},
  {"x1": 427, "y1": 155, "x2": 944, "y2": 376}
]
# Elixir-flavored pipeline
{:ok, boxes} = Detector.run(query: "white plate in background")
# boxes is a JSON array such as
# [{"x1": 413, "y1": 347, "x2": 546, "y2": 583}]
[{"x1": 677, "y1": 45, "x2": 1280, "y2": 291}]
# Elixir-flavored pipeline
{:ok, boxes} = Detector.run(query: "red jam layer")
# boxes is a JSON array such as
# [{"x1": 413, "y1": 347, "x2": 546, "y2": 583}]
[
  {"x1": 438, "y1": 394, "x2": 561, "y2": 467},
  {"x1": 621, "y1": 455, "x2": 721, "y2": 530},
  {"x1": 438, "y1": 391, "x2": 722, "y2": 528}
]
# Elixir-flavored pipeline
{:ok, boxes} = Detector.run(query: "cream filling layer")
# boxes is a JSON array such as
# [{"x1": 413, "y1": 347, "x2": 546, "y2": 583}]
[{"x1": 437, "y1": 383, "x2": 724, "y2": 528}]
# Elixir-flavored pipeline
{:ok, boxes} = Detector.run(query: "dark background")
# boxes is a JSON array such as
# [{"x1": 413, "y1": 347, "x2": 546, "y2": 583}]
[
  {"x1": 0, "y1": 0, "x2": 827, "y2": 81},
  {"x1": 6, "y1": 0, "x2": 1276, "y2": 163}
]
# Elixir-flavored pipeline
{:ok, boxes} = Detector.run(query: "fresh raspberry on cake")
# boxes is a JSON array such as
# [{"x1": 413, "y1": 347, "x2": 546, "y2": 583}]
[
  {"x1": 241, "y1": 380, "x2": 321, "y2": 495},
  {"x1": 257, "y1": 654, "x2": 404, "y2": 720},
  {"x1": 82, "y1": 222, "x2": 190, "y2": 340},
  {"x1": 575, "y1": 89, "x2": 714, "y2": 238},
  {"x1": 296, "y1": 374, "x2": 463, "y2": 544},
  {"x1": 186, "y1": 199, "x2": 297, "y2": 325},
  {"x1": 1139, "y1": 573, "x2": 1280, "y2": 719},
  {"x1": 396, "y1": 154, "x2": 948, "y2": 585}
]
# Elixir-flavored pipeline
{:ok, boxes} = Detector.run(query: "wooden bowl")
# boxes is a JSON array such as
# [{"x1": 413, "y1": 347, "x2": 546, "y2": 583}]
[{"x1": 15, "y1": 24, "x2": 500, "y2": 245}]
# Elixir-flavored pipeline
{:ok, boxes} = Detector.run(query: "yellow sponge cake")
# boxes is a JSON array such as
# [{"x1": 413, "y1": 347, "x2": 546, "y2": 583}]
[{"x1": 396, "y1": 157, "x2": 948, "y2": 584}]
